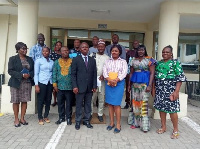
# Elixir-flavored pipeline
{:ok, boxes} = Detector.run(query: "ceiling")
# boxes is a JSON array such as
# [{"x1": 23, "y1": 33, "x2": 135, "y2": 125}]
[{"x1": 0, "y1": 0, "x2": 200, "y2": 30}]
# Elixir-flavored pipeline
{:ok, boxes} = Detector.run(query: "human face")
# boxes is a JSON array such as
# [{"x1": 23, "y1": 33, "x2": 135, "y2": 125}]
[
  {"x1": 42, "y1": 47, "x2": 50, "y2": 58},
  {"x1": 55, "y1": 42, "x2": 62, "y2": 51},
  {"x1": 80, "y1": 43, "x2": 89, "y2": 56},
  {"x1": 112, "y1": 35, "x2": 119, "y2": 44},
  {"x1": 97, "y1": 44, "x2": 105, "y2": 54},
  {"x1": 111, "y1": 47, "x2": 120, "y2": 59},
  {"x1": 162, "y1": 47, "x2": 172, "y2": 61},
  {"x1": 37, "y1": 35, "x2": 45, "y2": 46},
  {"x1": 92, "y1": 37, "x2": 99, "y2": 46},
  {"x1": 61, "y1": 47, "x2": 69, "y2": 58},
  {"x1": 137, "y1": 48, "x2": 145, "y2": 57},
  {"x1": 19, "y1": 47, "x2": 28, "y2": 56},
  {"x1": 74, "y1": 40, "x2": 80, "y2": 49},
  {"x1": 133, "y1": 40, "x2": 139, "y2": 49}
]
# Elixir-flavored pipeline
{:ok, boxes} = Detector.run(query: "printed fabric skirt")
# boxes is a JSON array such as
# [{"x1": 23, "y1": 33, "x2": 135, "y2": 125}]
[
  {"x1": 105, "y1": 80, "x2": 125, "y2": 106},
  {"x1": 130, "y1": 83, "x2": 150, "y2": 132},
  {"x1": 153, "y1": 79, "x2": 180, "y2": 113},
  {"x1": 10, "y1": 80, "x2": 32, "y2": 103}
]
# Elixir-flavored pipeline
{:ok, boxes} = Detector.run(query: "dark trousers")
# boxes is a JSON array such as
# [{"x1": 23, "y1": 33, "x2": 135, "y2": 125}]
[
  {"x1": 37, "y1": 82, "x2": 53, "y2": 120},
  {"x1": 57, "y1": 90, "x2": 73, "y2": 120},
  {"x1": 75, "y1": 91, "x2": 93, "y2": 123},
  {"x1": 125, "y1": 74, "x2": 131, "y2": 105}
]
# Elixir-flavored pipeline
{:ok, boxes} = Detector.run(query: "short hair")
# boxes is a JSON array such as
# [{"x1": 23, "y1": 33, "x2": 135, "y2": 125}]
[
  {"x1": 135, "y1": 45, "x2": 148, "y2": 58},
  {"x1": 93, "y1": 36, "x2": 99, "y2": 40},
  {"x1": 110, "y1": 44, "x2": 122, "y2": 56},
  {"x1": 74, "y1": 39, "x2": 80, "y2": 42},
  {"x1": 80, "y1": 42, "x2": 89, "y2": 48},
  {"x1": 55, "y1": 41, "x2": 62, "y2": 47},
  {"x1": 37, "y1": 33, "x2": 44, "y2": 39},
  {"x1": 163, "y1": 45, "x2": 173, "y2": 52},
  {"x1": 42, "y1": 46, "x2": 50, "y2": 52},
  {"x1": 112, "y1": 34, "x2": 119, "y2": 38},
  {"x1": 61, "y1": 46, "x2": 69, "y2": 51},
  {"x1": 15, "y1": 42, "x2": 27, "y2": 53}
]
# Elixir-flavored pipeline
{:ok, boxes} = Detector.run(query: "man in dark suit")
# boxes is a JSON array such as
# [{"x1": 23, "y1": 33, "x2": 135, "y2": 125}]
[{"x1": 71, "y1": 42, "x2": 97, "y2": 130}]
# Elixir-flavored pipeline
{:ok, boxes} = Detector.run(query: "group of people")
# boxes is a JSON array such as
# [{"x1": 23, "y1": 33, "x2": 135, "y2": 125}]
[{"x1": 8, "y1": 33, "x2": 186, "y2": 138}]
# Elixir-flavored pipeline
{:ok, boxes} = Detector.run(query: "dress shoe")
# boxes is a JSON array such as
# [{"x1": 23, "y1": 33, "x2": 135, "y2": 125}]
[
  {"x1": 83, "y1": 121, "x2": 93, "y2": 129},
  {"x1": 44, "y1": 118, "x2": 50, "y2": 123},
  {"x1": 38, "y1": 120, "x2": 44, "y2": 125},
  {"x1": 75, "y1": 122, "x2": 80, "y2": 130},
  {"x1": 98, "y1": 116, "x2": 103, "y2": 122},
  {"x1": 55, "y1": 119, "x2": 65, "y2": 125},
  {"x1": 66, "y1": 119, "x2": 72, "y2": 125}
]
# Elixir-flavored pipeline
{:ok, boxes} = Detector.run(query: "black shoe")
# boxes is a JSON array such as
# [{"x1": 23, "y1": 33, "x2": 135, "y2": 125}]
[
  {"x1": 83, "y1": 121, "x2": 93, "y2": 129},
  {"x1": 55, "y1": 119, "x2": 65, "y2": 125},
  {"x1": 123, "y1": 103, "x2": 129, "y2": 109},
  {"x1": 98, "y1": 116, "x2": 103, "y2": 122},
  {"x1": 75, "y1": 122, "x2": 80, "y2": 130},
  {"x1": 14, "y1": 123, "x2": 21, "y2": 127},
  {"x1": 20, "y1": 120, "x2": 28, "y2": 125},
  {"x1": 66, "y1": 119, "x2": 72, "y2": 125}
]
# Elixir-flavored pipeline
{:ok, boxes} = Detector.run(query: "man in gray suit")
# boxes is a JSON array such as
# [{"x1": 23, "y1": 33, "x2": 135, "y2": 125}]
[{"x1": 71, "y1": 42, "x2": 97, "y2": 130}]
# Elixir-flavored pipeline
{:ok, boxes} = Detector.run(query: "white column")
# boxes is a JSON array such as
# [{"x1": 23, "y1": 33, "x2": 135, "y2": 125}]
[
  {"x1": 158, "y1": 1, "x2": 180, "y2": 60},
  {"x1": 144, "y1": 31, "x2": 154, "y2": 57},
  {"x1": 43, "y1": 26, "x2": 50, "y2": 47},
  {"x1": 17, "y1": 0, "x2": 39, "y2": 49}
]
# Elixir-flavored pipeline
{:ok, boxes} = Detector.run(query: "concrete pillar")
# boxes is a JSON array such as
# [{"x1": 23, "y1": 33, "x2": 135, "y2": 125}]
[
  {"x1": 144, "y1": 31, "x2": 154, "y2": 57},
  {"x1": 17, "y1": 0, "x2": 39, "y2": 50},
  {"x1": 158, "y1": 1, "x2": 180, "y2": 60},
  {"x1": 1, "y1": 0, "x2": 39, "y2": 114},
  {"x1": 43, "y1": 26, "x2": 50, "y2": 47}
]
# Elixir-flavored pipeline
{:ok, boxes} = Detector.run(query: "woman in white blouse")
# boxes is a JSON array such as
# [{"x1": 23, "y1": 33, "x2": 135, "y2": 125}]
[{"x1": 103, "y1": 44, "x2": 128, "y2": 133}]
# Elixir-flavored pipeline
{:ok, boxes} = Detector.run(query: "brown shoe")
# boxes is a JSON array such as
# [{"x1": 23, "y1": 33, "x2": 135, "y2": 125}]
[
  {"x1": 38, "y1": 119, "x2": 44, "y2": 125},
  {"x1": 44, "y1": 118, "x2": 50, "y2": 123}
]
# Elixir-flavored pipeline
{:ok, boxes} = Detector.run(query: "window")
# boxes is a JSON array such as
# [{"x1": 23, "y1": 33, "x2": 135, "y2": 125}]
[
  {"x1": 186, "y1": 44, "x2": 196, "y2": 56},
  {"x1": 51, "y1": 28, "x2": 144, "y2": 50}
]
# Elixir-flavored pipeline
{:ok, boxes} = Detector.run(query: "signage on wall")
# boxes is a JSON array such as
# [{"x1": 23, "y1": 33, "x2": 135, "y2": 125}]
[{"x1": 98, "y1": 24, "x2": 107, "y2": 29}]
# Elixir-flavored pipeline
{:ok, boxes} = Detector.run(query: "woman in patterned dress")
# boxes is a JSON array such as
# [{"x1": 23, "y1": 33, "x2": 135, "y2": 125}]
[
  {"x1": 129, "y1": 45, "x2": 156, "y2": 132},
  {"x1": 153, "y1": 45, "x2": 186, "y2": 139},
  {"x1": 8, "y1": 42, "x2": 34, "y2": 127}
]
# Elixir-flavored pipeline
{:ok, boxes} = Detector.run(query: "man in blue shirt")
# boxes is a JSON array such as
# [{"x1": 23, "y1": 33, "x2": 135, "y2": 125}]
[
  {"x1": 89, "y1": 36, "x2": 99, "y2": 55},
  {"x1": 104, "y1": 34, "x2": 126, "y2": 60},
  {"x1": 29, "y1": 33, "x2": 46, "y2": 62},
  {"x1": 69, "y1": 39, "x2": 81, "y2": 59}
]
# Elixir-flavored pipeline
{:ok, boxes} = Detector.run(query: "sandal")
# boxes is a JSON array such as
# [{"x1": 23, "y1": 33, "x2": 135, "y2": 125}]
[
  {"x1": 171, "y1": 131, "x2": 179, "y2": 139},
  {"x1": 130, "y1": 125, "x2": 136, "y2": 129},
  {"x1": 156, "y1": 128, "x2": 166, "y2": 134},
  {"x1": 20, "y1": 120, "x2": 28, "y2": 125},
  {"x1": 107, "y1": 124, "x2": 115, "y2": 131}
]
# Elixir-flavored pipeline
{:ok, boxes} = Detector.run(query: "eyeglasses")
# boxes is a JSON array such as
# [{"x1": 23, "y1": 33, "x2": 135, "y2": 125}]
[{"x1": 20, "y1": 47, "x2": 28, "y2": 51}]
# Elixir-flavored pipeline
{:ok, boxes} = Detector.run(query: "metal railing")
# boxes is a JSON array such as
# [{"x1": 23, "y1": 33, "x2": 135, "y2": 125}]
[{"x1": 185, "y1": 81, "x2": 200, "y2": 100}]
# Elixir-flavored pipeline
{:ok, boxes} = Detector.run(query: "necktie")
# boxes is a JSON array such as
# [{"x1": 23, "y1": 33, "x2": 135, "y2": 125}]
[{"x1": 84, "y1": 56, "x2": 88, "y2": 67}]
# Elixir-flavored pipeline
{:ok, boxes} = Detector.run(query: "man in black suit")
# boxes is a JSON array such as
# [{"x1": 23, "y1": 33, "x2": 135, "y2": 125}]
[{"x1": 71, "y1": 42, "x2": 97, "y2": 130}]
